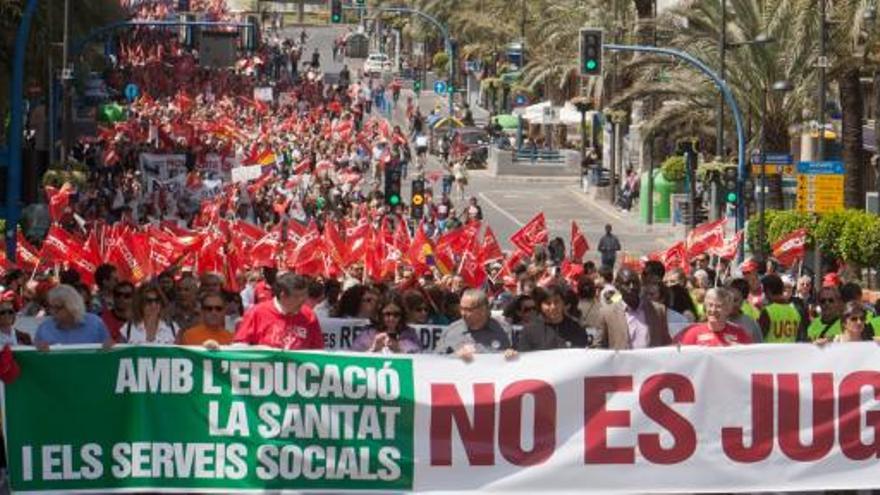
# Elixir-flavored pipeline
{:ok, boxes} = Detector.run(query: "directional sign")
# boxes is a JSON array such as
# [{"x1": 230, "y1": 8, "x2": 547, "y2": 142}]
[
  {"x1": 764, "y1": 153, "x2": 793, "y2": 165},
  {"x1": 750, "y1": 164, "x2": 795, "y2": 176},
  {"x1": 433, "y1": 80, "x2": 447, "y2": 95},
  {"x1": 124, "y1": 83, "x2": 140, "y2": 102},
  {"x1": 795, "y1": 161, "x2": 844, "y2": 213},
  {"x1": 796, "y1": 160, "x2": 845, "y2": 175}
]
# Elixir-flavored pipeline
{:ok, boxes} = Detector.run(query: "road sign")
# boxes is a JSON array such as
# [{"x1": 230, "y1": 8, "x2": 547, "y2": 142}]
[
  {"x1": 514, "y1": 94, "x2": 528, "y2": 107},
  {"x1": 750, "y1": 164, "x2": 795, "y2": 176},
  {"x1": 764, "y1": 153, "x2": 793, "y2": 165},
  {"x1": 124, "y1": 83, "x2": 140, "y2": 102},
  {"x1": 433, "y1": 80, "x2": 447, "y2": 95},
  {"x1": 795, "y1": 160, "x2": 844, "y2": 213},
  {"x1": 796, "y1": 160, "x2": 845, "y2": 175}
]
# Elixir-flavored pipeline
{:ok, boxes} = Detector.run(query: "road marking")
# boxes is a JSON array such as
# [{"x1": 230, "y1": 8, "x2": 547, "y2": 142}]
[{"x1": 479, "y1": 192, "x2": 524, "y2": 227}]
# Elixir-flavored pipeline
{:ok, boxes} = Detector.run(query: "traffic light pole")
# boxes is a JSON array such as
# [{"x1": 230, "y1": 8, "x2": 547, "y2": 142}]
[
  {"x1": 345, "y1": 5, "x2": 453, "y2": 120},
  {"x1": 604, "y1": 43, "x2": 748, "y2": 261}
]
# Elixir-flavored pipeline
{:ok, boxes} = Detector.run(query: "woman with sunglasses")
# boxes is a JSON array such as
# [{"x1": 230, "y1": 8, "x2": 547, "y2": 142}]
[
  {"x1": 0, "y1": 294, "x2": 31, "y2": 346},
  {"x1": 123, "y1": 284, "x2": 179, "y2": 344},
  {"x1": 818, "y1": 301, "x2": 878, "y2": 344},
  {"x1": 352, "y1": 293, "x2": 422, "y2": 354},
  {"x1": 332, "y1": 284, "x2": 380, "y2": 320},
  {"x1": 502, "y1": 295, "x2": 536, "y2": 326}
]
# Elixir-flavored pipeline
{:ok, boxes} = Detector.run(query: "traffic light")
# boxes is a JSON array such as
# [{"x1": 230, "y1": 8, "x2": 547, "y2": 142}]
[
  {"x1": 722, "y1": 166, "x2": 739, "y2": 204},
  {"x1": 330, "y1": 0, "x2": 343, "y2": 23},
  {"x1": 413, "y1": 79, "x2": 421, "y2": 94},
  {"x1": 411, "y1": 178, "x2": 425, "y2": 219},
  {"x1": 384, "y1": 166, "x2": 402, "y2": 207},
  {"x1": 579, "y1": 28, "x2": 603, "y2": 76},
  {"x1": 355, "y1": 0, "x2": 365, "y2": 5}
]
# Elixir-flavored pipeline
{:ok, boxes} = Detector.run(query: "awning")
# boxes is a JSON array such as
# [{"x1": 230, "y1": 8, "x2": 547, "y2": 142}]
[{"x1": 513, "y1": 100, "x2": 597, "y2": 125}]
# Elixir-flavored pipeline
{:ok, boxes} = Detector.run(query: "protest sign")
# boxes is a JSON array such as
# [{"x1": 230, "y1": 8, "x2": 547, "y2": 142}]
[
  {"x1": 8, "y1": 344, "x2": 880, "y2": 493},
  {"x1": 139, "y1": 153, "x2": 188, "y2": 194}
]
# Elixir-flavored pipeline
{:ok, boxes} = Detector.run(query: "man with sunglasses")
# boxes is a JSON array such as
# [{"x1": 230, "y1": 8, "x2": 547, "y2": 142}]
[
  {"x1": 807, "y1": 286, "x2": 843, "y2": 342},
  {"x1": 180, "y1": 293, "x2": 234, "y2": 348},
  {"x1": 101, "y1": 281, "x2": 134, "y2": 343}
]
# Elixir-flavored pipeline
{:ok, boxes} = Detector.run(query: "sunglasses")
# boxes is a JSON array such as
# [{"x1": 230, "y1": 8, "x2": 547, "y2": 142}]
[
  {"x1": 819, "y1": 298, "x2": 838, "y2": 304},
  {"x1": 848, "y1": 315, "x2": 866, "y2": 322},
  {"x1": 521, "y1": 306, "x2": 536, "y2": 312},
  {"x1": 202, "y1": 305, "x2": 225, "y2": 312},
  {"x1": 115, "y1": 292, "x2": 133, "y2": 299},
  {"x1": 0, "y1": 310, "x2": 14, "y2": 316},
  {"x1": 382, "y1": 311, "x2": 402, "y2": 318}
]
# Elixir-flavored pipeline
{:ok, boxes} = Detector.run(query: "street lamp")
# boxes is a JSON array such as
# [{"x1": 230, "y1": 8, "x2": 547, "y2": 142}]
[{"x1": 757, "y1": 79, "x2": 793, "y2": 260}]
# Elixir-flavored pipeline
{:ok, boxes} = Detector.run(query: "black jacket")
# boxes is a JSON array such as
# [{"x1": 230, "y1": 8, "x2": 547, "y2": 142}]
[{"x1": 518, "y1": 316, "x2": 588, "y2": 352}]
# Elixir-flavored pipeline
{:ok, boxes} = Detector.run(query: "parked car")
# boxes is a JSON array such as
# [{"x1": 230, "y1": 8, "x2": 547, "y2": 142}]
[
  {"x1": 449, "y1": 127, "x2": 490, "y2": 168},
  {"x1": 362, "y1": 53, "x2": 392, "y2": 75}
]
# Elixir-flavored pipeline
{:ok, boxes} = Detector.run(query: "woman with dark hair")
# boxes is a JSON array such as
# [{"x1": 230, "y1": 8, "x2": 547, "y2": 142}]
[
  {"x1": 124, "y1": 284, "x2": 179, "y2": 344},
  {"x1": 517, "y1": 284, "x2": 588, "y2": 352},
  {"x1": 402, "y1": 290, "x2": 431, "y2": 325},
  {"x1": 502, "y1": 295, "x2": 536, "y2": 326},
  {"x1": 817, "y1": 301, "x2": 877, "y2": 344},
  {"x1": 667, "y1": 284, "x2": 698, "y2": 322},
  {"x1": 352, "y1": 293, "x2": 422, "y2": 353},
  {"x1": 332, "y1": 284, "x2": 379, "y2": 319},
  {"x1": 576, "y1": 275, "x2": 601, "y2": 332}
]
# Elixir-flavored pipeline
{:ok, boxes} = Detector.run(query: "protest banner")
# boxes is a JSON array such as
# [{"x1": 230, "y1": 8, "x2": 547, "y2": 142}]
[
  {"x1": 139, "y1": 153, "x2": 188, "y2": 194},
  {"x1": 7, "y1": 344, "x2": 880, "y2": 493}
]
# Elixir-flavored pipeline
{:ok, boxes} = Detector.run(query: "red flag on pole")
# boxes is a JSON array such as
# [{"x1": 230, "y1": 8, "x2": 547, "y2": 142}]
[
  {"x1": 660, "y1": 241, "x2": 688, "y2": 273},
  {"x1": 686, "y1": 218, "x2": 726, "y2": 258},
  {"x1": 458, "y1": 250, "x2": 487, "y2": 288},
  {"x1": 45, "y1": 183, "x2": 74, "y2": 223},
  {"x1": 772, "y1": 228, "x2": 808, "y2": 267},
  {"x1": 510, "y1": 213, "x2": 548, "y2": 254},
  {"x1": 570, "y1": 220, "x2": 589, "y2": 262},
  {"x1": 479, "y1": 226, "x2": 504, "y2": 264},
  {"x1": 15, "y1": 231, "x2": 40, "y2": 271},
  {"x1": 708, "y1": 231, "x2": 744, "y2": 260}
]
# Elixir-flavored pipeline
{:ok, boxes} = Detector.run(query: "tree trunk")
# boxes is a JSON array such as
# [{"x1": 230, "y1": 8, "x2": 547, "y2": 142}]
[{"x1": 839, "y1": 67, "x2": 865, "y2": 209}]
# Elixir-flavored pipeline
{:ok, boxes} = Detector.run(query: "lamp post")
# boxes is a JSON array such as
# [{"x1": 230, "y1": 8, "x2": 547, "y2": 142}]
[{"x1": 758, "y1": 80, "x2": 793, "y2": 260}]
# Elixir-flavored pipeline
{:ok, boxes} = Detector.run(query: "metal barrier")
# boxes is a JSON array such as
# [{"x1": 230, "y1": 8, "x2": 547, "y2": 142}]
[{"x1": 513, "y1": 148, "x2": 564, "y2": 163}]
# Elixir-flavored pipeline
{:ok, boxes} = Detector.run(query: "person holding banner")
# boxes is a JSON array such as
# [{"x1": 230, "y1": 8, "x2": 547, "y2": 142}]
[
  {"x1": 435, "y1": 289, "x2": 514, "y2": 359},
  {"x1": 676, "y1": 288, "x2": 752, "y2": 347},
  {"x1": 597, "y1": 268, "x2": 671, "y2": 350},
  {"x1": 34, "y1": 285, "x2": 112, "y2": 349},
  {"x1": 233, "y1": 273, "x2": 324, "y2": 350},
  {"x1": 122, "y1": 284, "x2": 179, "y2": 344},
  {"x1": 179, "y1": 292, "x2": 235, "y2": 348},
  {"x1": 816, "y1": 301, "x2": 877, "y2": 344},
  {"x1": 0, "y1": 294, "x2": 31, "y2": 347},
  {"x1": 352, "y1": 293, "x2": 422, "y2": 354},
  {"x1": 518, "y1": 284, "x2": 589, "y2": 351}
]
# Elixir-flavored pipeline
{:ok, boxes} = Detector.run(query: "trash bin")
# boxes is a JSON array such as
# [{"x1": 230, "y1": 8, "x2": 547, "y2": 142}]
[{"x1": 639, "y1": 169, "x2": 680, "y2": 224}]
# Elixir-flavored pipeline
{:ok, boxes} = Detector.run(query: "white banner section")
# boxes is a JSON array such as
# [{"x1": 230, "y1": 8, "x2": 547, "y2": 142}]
[{"x1": 409, "y1": 344, "x2": 880, "y2": 493}]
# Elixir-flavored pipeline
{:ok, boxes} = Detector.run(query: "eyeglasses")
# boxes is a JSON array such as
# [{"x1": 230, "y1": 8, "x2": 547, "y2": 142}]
[
  {"x1": 202, "y1": 305, "x2": 225, "y2": 312},
  {"x1": 0, "y1": 310, "x2": 14, "y2": 316},
  {"x1": 115, "y1": 292, "x2": 133, "y2": 299},
  {"x1": 382, "y1": 311, "x2": 402, "y2": 318},
  {"x1": 521, "y1": 305, "x2": 536, "y2": 312},
  {"x1": 414, "y1": 306, "x2": 429, "y2": 313},
  {"x1": 847, "y1": 315, "x2": 866, "y2": 322},
  {"x1": 819, "y1": 298, "x2": 838, "y2": 304}
]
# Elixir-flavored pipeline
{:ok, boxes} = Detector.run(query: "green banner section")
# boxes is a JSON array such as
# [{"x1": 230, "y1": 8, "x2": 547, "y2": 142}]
[{"x1": 4, "y1": 347, "x2": 415, "y2": 492}]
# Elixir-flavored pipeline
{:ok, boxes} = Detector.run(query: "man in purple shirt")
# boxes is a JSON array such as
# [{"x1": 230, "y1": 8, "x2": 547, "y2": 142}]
[{"x1": 597, "y1": 268, "x2": 671, "y2": 350}]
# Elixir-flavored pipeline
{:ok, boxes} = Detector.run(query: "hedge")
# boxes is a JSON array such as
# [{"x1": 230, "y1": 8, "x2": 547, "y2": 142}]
[{"x1": 747, "y1": 209, "x2": 880, "y2": 268}]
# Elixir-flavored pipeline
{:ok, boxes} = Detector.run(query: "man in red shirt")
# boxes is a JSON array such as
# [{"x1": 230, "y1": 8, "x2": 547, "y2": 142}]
[
  {"x1": 677, "y1": 288, "x2": 753, "y2": 347},
  {"x1": 234, "y1": 273, "x2": 324, "y2": 350}
]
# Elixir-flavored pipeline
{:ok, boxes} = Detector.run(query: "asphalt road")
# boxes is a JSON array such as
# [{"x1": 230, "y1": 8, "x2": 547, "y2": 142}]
[{"x1": 282, "y1": 25, "x2": 680, "y2": 260}]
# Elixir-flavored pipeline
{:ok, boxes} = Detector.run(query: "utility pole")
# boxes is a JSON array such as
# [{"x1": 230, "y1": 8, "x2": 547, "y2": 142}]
[
  {"x1": 60, "y1": 0, "x2": 70, "y2": 165},
  {"x1": 814, "y1": 0, "x2": 827, "y2": 297},
  {"x1": 717, "y1": 0, "x2": 726, "y2": 158}
]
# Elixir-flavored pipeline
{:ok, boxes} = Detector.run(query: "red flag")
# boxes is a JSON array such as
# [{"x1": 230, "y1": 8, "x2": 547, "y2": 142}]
[
  {"x1": 479, "y1": 226, "x2": 504, "y2": 264},
  {"x1": 45, "y1": 183, "x2": 74, "y2": 223},
  {"x1": 406, "y1": 223, "x2": 433, "y2": 270},
  {"x1": 708, "y1": 231, "x2": 744, "y2": 260},
  {"x1": 686, "y1": 218, "x2": 726, "y2": 258},
  {"x1": 458, "y1": 250, "x2": 487, "y2": 288},
  {"x1": 323, "y1": 220, "x2": 349, "y2": 268},
  {"x1": 392, "y1": 218, "x2": 412, "y2": 252},
  {"x1": 560, "y1": 259, "x2": 584, "y2": 285},
  {"x1": 41, "y1": 226, "x2": 98, "y2": 285},
  {"x1": 345, "y1": 222, "x2": 371, "y2": 267},
  {"x1": 772, "y1": 228, "x2": 808, "y2": 267},
  {"x1": 250, "y1": 233, "x2": 280, "y2": 268},
  {"x1": 510, "y1": 213, "x2": 548, "y2": 254},
  {"x1": 570, "y1": 220, "x2": 589, "y2": 262},
  {"x1": 15, "y1": 231, "x2": 40, "y2": 271},
  {"x1": 106, "y1": 231, "x2": 149, "y2": 283},
  {"x1": 659, "y1": 241, "x2": 688, "y2": 273}
]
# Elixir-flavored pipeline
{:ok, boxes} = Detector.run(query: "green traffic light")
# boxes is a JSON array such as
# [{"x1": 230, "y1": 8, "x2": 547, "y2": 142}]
[
  {"x1": 726, "y1": 192, "x2": 737, "y2": 203},
  {"x1": 389, "y1": 195, "x2": 400, "y2": 205},
  {"x1": 331, "y1": 14, "x2": 341, "y2": 22},
  {"x1": 586, "y1": 60, "x2": 597, "y2": 70}
]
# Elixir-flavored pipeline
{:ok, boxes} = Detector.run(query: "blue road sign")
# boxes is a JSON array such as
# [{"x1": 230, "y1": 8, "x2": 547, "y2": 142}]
[
  {"x1": 514, "y1": 94, "x2": 528, "y2": 107},
  {"x1": 764, "y1": 153, "x2": 793, "y2": 165},
  {"x1": 433, "y1": 80, "x2": 447, "y2": 95},
  {"x1": 124, "y1": 83, "x2": 140, "y2": 102},
  {"x1": 796, "y1": 160, "x2": 845, "y2": 175}
]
